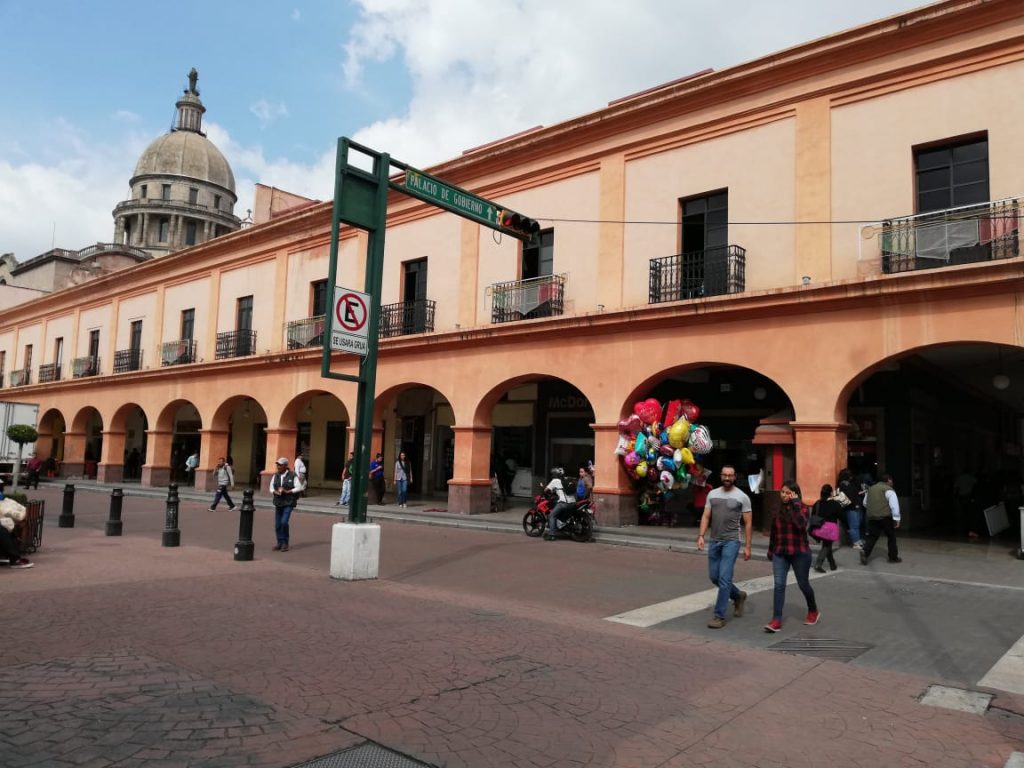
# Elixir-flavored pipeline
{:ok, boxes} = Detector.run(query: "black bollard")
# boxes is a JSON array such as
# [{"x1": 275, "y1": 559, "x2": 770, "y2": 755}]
[
  {"x1": 234, "y1": 489, "x2": 255, "y2": 561},
  {"x1": 106, "y1": 488, "x2": 124, "y2": 536},
  {"x1": 58, "y1": 483, "x2": 76, "y2": 528},
  {"x1": 162, "y1": 483, "x2": 180, "y2": 547}
]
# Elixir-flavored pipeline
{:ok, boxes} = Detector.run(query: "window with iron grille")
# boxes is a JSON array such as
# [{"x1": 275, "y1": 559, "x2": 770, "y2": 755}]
[
  {"x1": 311, "y1": 280, "x2": 328, "y2": 317},
  {"x1": 522, "y1": 230, "x2": 554, "y2": 280}
]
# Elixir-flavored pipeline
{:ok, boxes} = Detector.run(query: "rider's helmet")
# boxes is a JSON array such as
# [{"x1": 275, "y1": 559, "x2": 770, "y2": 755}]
[{"x1": 550, "y1": 467, "x2": 565, "y2": 479}]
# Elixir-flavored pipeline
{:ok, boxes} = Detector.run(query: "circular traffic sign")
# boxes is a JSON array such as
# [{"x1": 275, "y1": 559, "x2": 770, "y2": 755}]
[{"x1": 336, "y1": 292, "x2": 368, "y2": 333}]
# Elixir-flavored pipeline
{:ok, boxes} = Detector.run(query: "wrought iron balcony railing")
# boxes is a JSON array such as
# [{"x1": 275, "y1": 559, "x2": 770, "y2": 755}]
[
  {"x1": 286, "y1": 315, "x2": 324, "y2": 349},
  {"x1": 215, "y1": 329, "x2": 257, "y2": 360},
  {"x1": 37, "y1": 363, "x2": 61, "y2": 383},
  {"x1": 879, "y1": 198, "x2": 1020, "y2": 274},
  {"x1": 9, "y1": 367, "x2": 31, "y2": 387},
  {"x1": 491, "y1": 275, "x2": 566, "y2": 324},
  {"x1": 649, "y1": 245, "x2": 746, "y2": 304},
  {"x1": 113, "y1": 348, "x2": 144, "y2": 373},
  {"x1": 161, "y1": 339, "x2": 197, "y2": 366},
  {"x1": 72, "y1": 356, "x2": 100, "y2": 378},
  {"x1": 381, "y1": 299, "x2": 436, "y2": 338}
]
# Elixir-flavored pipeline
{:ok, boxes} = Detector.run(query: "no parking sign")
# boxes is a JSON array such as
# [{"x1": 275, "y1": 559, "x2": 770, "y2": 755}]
[{"x1": 330, "y1": 287, "x2": 370, "y2": 356}]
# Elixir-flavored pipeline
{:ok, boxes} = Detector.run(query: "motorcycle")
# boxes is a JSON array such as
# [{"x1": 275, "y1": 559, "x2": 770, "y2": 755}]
[{"x1": 522, "y1": 486, "x2": 595, "y2": 542}]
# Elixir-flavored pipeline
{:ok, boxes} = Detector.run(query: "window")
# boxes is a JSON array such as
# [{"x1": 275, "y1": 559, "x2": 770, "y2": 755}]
[
  {"x1": 161, "y1": 184, "x2": 171, "y2": 201},
  {"x1": 188, "y1": 187, "x2": 198, "y2": 205},
  {"x1": 180, "y1": 309, "x2": 195, "y2": 341},
  {"x1": 522, "y1": 230, "x2": 554, "y2": 280},
  {"x1": 88, "y1": 330, "x2": 100, "y2": 359},
  {"x1": 129, "y1": 320, "x2": 142, "y2": 352},
  {"x1": 140, "y1": 184, "x2": 147, "y2": 199},
  {"x1": 158, "y1": 219, "x2": 169, "y2": 242},
  {"x1": 915, "y1": 136, "x2": 989, "y2": 214},
  {"x1": 54, "y1": 337, "x2": 63, "y2": 366},
  {"x1": 23, "y1": 344, "x2": 32, "y2": 371},
  {"x1": 679, "y1": 190, "x2": 729, "y2": 298},
  {"x1": 236, "y1": 296, "x2": 253, "y2": 331},
  {"x1": 311, "y1": 279, "x2": 328, "y2": 317},
  {"x1": 214, "y1": 194, "x2": 221, "y2": 210},
  {"x1": 0, "y1": 351, "x2": 5, "y2": 382},
  {"x1": 185, "y1": 221, "x2": 197, "y2": 246}
]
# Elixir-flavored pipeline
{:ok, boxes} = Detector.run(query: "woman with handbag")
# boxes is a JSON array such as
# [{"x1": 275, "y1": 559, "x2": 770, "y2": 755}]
[
  {"x1": 811, "y1": 484, "x2": 843, "y2": 572},
  {"x1": 764, "y1": 480, "x2": 820, "y2": 633}
]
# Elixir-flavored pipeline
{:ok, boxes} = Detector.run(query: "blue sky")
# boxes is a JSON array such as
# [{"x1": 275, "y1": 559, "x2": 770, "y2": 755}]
[{"x1": 0, "y1": 0, "x2": 925, "y2": 260}]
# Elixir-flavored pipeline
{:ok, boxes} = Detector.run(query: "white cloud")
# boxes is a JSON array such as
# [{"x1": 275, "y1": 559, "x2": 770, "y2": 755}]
[
  {"x1": 342, "y1": 0, "x2": 925, "y2": 168},
  {"x1": 249, "y1": 99, "x2": 289, "y2": 126},
  {"x1": 112, "y1": 110, "x2": 141, "y2": 123}
]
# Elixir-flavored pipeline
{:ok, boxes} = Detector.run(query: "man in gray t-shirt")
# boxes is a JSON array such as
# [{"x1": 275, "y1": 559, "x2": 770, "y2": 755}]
[{"x1": 697, "y1": 466, "x2": 753, "y2": 629}]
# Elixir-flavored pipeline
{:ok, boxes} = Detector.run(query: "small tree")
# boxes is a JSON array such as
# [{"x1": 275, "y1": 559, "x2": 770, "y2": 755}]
[{"x1": 7, "y1": 424, "x2": 38, "y2": 490}]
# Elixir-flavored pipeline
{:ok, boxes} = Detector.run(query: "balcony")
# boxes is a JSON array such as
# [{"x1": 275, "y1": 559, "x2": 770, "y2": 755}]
[
  {"x1": 9, "y1": 367, "x2": 31, "y2": 387},
  {"x1": 215, "y1": 329, "x2": 257, "y2": 360},
  {"x1": 37, "y1": 363, "x2": 62, "y2": 383},
  {"x1": 286, "y1": 315, "x2": 324, "y2": 349},
  {"x1": 649, "y1": 245, "x2": 746, "y2": 304},
  {"x1": 879, "y1": 198, "x2": 1020, "y2": 274},
  {"x1": 72, "y1": 356, "x2": 100, "y2": 378},
  {"x1": 113, "y1": 348, "x2": 144, "y2": 373},
  {"x1": 381, "y1": 300, "x2": 436, "y2": 338},
  {"x1": 491, "y1": 275, "x2": 566, "y2": 324},
  {"x1": 161, "y1": 339, "x2": 197, "y2": 366}
]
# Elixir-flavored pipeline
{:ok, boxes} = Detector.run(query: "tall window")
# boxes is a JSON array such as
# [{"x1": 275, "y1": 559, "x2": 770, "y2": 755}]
[
  {"x1": 214, "y1": 194, "x2": 221, "y2": 210},
  {"x1": 522, "y1": 230, "x2": 554, "y2": 280},
  {"x1": 915, "y1": 136, "x2": 989, "y2": 213},
  {"x1": 180, "y1": 309, "x2": 195, "y2": 341},
  {"x1": 311, "y1": 280, "x2": 328, "y2": 317},
  {"x1": 54, "y1": 337, "x2": 63, "y2": 367},
  {"x1": 236, "y1": 296, "x2": 253, "y2": 331},
  {"x1": 402, "y1": 259, "x2": 429, "y2": 333},
  {"x1": 679, "y1": 190, "x2": 729, "y2": 298},
  {"x1": 0, "y1": 351, "x2": 5, "y2": 382},
  {"x1": 129, "y1": 320, "x2": 143, "y2": 351},
  {"x1": 185, "y1": 221, "x2": 197, "y2": 246},
  {"x1": 140, "y1": 184, "x2": 147, "y2": 199},
  {"x1": 158, "y1": 219, "x2": 169, "y2": 242},
  {"x1": 88, "y1": 329, "x2": 100, "y2": 367},
  {"x1": 23, "y1": 344, "x2": 32, "y2": 371},
  {"x1": 161, "y1": 184, "x2": 171, "y2": 201},
  {"x1": 188, "y1": 187, "x2": 198, "y2": 205}
]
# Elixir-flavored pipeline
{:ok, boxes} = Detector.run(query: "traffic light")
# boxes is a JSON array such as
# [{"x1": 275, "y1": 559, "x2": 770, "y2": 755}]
[{"x1": 497, "y1": 208, "x2": 541, "y2": 239}]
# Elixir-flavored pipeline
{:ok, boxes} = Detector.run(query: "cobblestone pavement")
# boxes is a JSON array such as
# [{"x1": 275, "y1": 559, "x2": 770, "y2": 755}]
[{"x1": 2, "y1": 487, "x2": 1023, "y2": 767}]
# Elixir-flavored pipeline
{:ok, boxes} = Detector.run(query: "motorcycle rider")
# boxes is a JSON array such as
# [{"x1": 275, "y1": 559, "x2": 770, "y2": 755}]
[{"x1": 544, "y1": 467, "x2": 573, "y2": 541}]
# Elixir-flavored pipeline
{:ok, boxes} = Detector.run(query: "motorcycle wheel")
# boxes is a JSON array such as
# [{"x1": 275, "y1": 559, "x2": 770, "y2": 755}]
[
  {"x1": 523, "y1": 510, "x2": 546, "y2": 537},
  {"x1": 568, "y1": 515, "x2": 594, "y2": 543}
]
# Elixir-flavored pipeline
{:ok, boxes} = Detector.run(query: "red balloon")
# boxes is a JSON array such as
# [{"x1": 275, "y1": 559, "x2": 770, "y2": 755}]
[
  {"x1": 635, "y1": 397, "x2": 660, "y2": 424},
  {"x1": 680, "y1": 399, "x2": 700, "y2": 423},
  {"x1": 663, "y1": 399, "x2": 683, "y2": 427},
  {"x1": 618, "y1": 414, "x2": 642, "y2": 436}
]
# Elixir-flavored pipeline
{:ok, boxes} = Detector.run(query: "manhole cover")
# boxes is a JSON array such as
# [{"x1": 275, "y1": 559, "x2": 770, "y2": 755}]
[
  {"x1": 769, "y1": 634, "x2": 872, "y2": 662},
  {"x1": 293, "y1": 742, "x2": 431, "y2": 767}
]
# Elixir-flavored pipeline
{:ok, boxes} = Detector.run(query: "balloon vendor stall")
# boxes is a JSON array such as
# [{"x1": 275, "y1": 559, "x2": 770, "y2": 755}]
[{"x1": 614, "y1": 398, "x2": 713, "y2": 524}]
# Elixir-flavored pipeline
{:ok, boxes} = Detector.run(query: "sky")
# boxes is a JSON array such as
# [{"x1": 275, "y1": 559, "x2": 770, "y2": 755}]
[{"x1": 0, "y1": 0, "x2": 928, "y2": 261}]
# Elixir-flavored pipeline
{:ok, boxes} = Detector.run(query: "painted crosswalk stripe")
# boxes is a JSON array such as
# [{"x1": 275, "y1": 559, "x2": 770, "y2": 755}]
[
  {"x1": 978, "y1": 634, "x2": 1024, "y2": 695},
  {"x1": 605, "y1": 571, "x2": 833, "y2": 628}
]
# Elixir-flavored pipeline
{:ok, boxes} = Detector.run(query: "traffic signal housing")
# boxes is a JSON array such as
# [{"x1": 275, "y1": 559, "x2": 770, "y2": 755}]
[{"x1": 497, "y1": 208, "x2": 541, "y2": 240}]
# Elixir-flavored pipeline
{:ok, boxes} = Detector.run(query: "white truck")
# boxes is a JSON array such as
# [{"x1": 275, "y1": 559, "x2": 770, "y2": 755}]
[{"x1": 0, "y1": 401, "x2": 40, "y2": 480}]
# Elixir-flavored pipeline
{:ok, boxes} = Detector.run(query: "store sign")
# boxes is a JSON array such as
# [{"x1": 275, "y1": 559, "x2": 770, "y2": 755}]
[{"x1": 547, "y1": 395, "x2": 591, "y2": 411}]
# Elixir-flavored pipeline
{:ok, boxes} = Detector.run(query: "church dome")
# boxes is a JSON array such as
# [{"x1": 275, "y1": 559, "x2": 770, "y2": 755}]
[{"x1": 132, "y1": 131, "x2": 236, "y2": 193}]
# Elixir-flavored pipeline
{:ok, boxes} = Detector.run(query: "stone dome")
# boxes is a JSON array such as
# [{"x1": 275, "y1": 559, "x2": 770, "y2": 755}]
[{"x1": 132, "y1": 131, "x2": 236, "y2": 193}]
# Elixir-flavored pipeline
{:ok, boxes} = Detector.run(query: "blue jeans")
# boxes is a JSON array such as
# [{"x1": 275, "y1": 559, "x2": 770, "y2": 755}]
[
  {"x1": 211, "y1": 485, "x2": 234, "y2": 510},
  {"x1": 846, "y1": 507, "x2": 863, "y2": 544},
  {"x1": 274, "y1": 504, "x2": 294, "y2": 546},
  {"x1": 548, "y1": 501, "x2": 571, "y2": 535},
  {"x1": 397, "y1": 478, "x2": 408, "y2": 505},
  {"x1": 771, "y1": 551, "x2": 817, "y2": 621},
  {"x1": 339, "y1": 478, "x2": 351, "y2": 505},
  {"x1": 707, "y1": 539, "x2": 742, "y2": 619}
]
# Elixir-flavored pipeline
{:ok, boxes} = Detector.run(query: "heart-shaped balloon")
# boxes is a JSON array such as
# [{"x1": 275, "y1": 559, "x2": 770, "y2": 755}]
[
  {"x1": 617, "y1": 414, "x2": 642, "y2": 437},
  {"x1": 680, "y1": 399, "x2": 700, "y2": 423}
]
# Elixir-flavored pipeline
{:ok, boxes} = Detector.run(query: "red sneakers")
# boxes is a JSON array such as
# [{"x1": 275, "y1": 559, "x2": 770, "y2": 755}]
[
  {"x1": 764, "y1": 619, "x2": 782, "y2": 633},
  {"x1": 804, "y1": 611, "x2": 821, "y2": 625}
]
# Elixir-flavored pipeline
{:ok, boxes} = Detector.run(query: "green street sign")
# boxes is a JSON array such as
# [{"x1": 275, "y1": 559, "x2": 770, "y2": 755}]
[{"x1": 403, "y1": 169, "x2": 500, "y2": 229}]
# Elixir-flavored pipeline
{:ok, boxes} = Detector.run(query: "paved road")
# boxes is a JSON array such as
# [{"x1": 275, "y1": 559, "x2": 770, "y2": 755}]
[{"x1": 2, "y1": 486, "x2": 1023, "y2": 767}]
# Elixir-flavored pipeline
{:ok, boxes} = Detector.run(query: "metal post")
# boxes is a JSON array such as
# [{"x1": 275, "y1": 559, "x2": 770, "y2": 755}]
[
  {"x1": 234, "y1": 489, "x2": 255, "y2": 561},
  {"x1": 105, "y1": 488, "x2": 124, "y2": 536},
  {"x1": 162, "y1": 483, "x2": 180, "y2": 547},
  {"x1": 58, "y1": 483, "x2": 75, "y2": 528}
]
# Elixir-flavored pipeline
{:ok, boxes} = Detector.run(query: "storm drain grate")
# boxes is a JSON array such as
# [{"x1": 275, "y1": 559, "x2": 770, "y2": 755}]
[
  {"x1": 769, "y1": 634, "x2": 872, "y2": 662},
  {"x1": 292, "y1": 742, "x2": 432, "y2": 768}
]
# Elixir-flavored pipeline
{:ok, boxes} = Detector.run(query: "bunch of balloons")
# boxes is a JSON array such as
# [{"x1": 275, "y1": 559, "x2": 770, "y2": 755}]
[{"x1": 614, "y1": 397, "x2": 713, "y2": 512}]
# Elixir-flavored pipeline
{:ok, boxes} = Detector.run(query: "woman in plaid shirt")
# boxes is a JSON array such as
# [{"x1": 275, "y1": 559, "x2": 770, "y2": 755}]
[{"x1": 764, "y1": 480, "x2": 820, "y2": 633}]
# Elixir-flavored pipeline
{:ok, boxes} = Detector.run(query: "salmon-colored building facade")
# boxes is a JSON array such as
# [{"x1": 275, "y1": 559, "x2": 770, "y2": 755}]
[{"x1": 2, "y1": 0, "x2": 1023, "y2": 532}]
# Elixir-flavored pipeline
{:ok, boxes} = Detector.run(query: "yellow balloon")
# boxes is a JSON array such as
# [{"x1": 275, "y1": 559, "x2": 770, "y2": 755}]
[
  {"x1": 668, "y1": 418, "x2": 690, "y2": 448},
  {"x1": 636, "y1": 461, "x2": 648, "y2": 478},
  {"x1": 680, "y1": 447, "x2": 695, "y2": 465}
]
